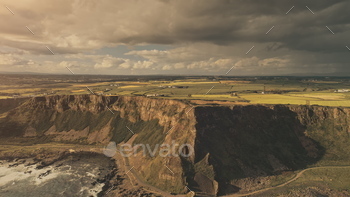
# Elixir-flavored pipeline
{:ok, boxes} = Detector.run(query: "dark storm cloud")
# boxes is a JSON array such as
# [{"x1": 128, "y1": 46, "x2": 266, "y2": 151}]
[
  {"x1": 0, "y1": 0, "x2": 349, "y2": 75},
  {"x1": 149, "y1": 0, "x2": 350, "y2": 51},
  {"x1": 1, "y1": 0, "x2": 348, "y2": 53}
]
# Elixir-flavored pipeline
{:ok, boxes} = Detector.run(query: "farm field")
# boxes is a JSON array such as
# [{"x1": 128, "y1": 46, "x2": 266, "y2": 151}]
[{"x1": 1, "y1": 74, "x2": 350, "y2": 107}]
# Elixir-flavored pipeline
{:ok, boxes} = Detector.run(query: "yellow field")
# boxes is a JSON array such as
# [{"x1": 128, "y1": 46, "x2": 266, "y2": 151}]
[
  {"x1": 220, "y1": 80, "x2": 251, "y2": 84},
  {"x1": 166, "y1": 81, "x2": 218, "y2": 86},
  {"x1": 71, "y1": 89, "x2": 86, "y2": 93},
  {"x1": 287, "y1": 93, "x2": 345, "y2": 100},
  {"x1": 0, "y1": 88, "x2": 42, "y2": 93},
  {"x1": 119, "y1": 85, "x2": 141, "y2": 88},
  {"x1": 241, "y1": 94, "x2": 311, "y2": 105},
  {"x1": 240, "y1": 93, "x2": 350, "y2": 107},
  {"x1": 1, "y1": 77, "x2": 350, "y2": 107},
  {"x1": 116, "y1": 91, "x2": 135, "y2": 95},
  {"x1": 192, "y1": 94, "x2": 233, "y2": 99},
  {"x1": 72, "y1": 82, "x2": 110, "y2": 87}
]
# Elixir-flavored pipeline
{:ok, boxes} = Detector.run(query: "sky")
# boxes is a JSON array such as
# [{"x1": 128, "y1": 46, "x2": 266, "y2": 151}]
[{"x1": 0, "y1": 0, "x2": 349, "y2": 76}]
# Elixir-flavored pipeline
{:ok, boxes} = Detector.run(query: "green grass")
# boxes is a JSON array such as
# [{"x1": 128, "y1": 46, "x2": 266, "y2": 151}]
[
  {"x1": 269, "y1": 171, "x2": 297, "y2": 187},
  {"x1": 293, "y1": 167, "x2": 350, "y2": 190},
  {"x1": 260, "y1": 167, "x2": 350, "y2": 196}
]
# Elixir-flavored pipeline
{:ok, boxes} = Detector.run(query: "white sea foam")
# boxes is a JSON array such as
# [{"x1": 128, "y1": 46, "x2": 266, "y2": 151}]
[{"x1": 0, "y1": 159, "x2": 109, "y2": 197}]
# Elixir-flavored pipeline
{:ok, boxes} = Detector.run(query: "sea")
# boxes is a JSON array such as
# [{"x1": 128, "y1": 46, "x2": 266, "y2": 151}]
[{"x1": 0, "y1": 153, "x2": 115, "y2": 197}]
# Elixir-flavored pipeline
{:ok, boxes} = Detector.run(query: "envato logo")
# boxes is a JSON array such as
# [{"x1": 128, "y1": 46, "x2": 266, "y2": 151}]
[{"x1": 103, "y1": 141, "x2": 194, "y2": 158}]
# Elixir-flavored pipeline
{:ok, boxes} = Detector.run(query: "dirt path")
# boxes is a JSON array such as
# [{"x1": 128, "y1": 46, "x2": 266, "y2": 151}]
[{"x1": 223, "y1": 165, "x2": 350, "y2": 197}]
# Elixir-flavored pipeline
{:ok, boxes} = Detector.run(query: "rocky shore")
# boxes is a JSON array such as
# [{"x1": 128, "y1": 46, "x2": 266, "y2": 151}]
[{"x1": 0, "y1": 151, "x2": 117, "y2": 197}]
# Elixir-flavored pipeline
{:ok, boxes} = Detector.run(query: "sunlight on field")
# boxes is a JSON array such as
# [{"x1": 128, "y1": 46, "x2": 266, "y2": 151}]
[
  {"x1": 240, "y1": 93, "x2": 350, "y2": 107},
  {"x1": 121, "y1": 81, "x2": 150, "y2": 85},
  {"x1": 1, "y1": 75, "x2": 350, "y2": 107},
  {"x1": 287, "y1": 93, "x2": 345, "y2": 100},
  {"x1": 119, "y1": 85, "x2": 141, "y2": 88},
  {"x1": 71, "y1": 89, "x2": 85, "y2": 93},
  {"x1": 73, "y1": 82, "x2": 110, "y2": 87},
  {"x1": 117, "y1": 91, "x2": 135, "y2": 95},
  {"x1": 192, "y1": 94, "x2": 232, "y2": 99},
  {"x1": 166, "y1": 81, "x2": 217, "y2": 86},
  {"x1": 220, "y1": 80, "x2": 251, "y2": 84},
  {"x1": 241, "y1": 94, "x2": 314, "y2": 105}
]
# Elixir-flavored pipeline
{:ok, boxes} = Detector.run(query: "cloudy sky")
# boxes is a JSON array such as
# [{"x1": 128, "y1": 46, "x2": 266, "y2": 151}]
[{"x1": 0, "y1": 0, "x2": 349, "y2": 75}]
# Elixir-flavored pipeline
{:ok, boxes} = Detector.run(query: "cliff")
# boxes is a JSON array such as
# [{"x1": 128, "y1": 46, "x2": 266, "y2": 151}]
[
  {"x1": 0, "y1": 95, "x2": 349, "y2": 195},
  {"x1": 194, "y1": 105, "x2": 350, "y2": 194},
  {"x1": 0, "y1": 95, "x2": 196, "y2": 194}
]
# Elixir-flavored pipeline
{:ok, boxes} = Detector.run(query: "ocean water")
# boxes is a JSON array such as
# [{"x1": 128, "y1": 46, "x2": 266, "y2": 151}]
[{"x1": 0, "y1": 153, "x2": 115, "y2": 197}]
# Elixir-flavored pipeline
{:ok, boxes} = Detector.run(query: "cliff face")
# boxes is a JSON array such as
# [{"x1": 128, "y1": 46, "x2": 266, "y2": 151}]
[
  {"x1": 193, "y1": 105, "x2": 350, "y2": 194},
  {"x1": 1, "y1": 95, "x2": 350, "y2": 195},
  {"x1": 34, "y1": 94, "x2": 118, "y2": 113},
  {"x1": 0, "y1": 95, "x2": 196, "y2": 194},
  {"x1": 1, "y1": 95, "x2": 195, "y2": 138}
]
